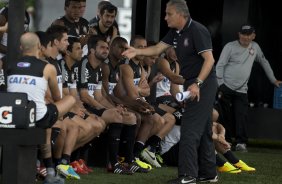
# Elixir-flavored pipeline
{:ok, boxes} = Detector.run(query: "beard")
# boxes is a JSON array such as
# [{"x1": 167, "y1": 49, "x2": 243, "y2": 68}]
[{"x1": 95, "y1": 52, "x2": 108, "y2": 61}]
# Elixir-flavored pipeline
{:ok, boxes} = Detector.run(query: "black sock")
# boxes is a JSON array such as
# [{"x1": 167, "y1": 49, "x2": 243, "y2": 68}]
[
  {"x1": 79, "y1": 143, "x2": 92, "y2": 161},
  {"x1": 108, "y1": 123, "x2": 123, "y2": 166},
  {"x1": 134, "y1": 141, "x2": 144, "y2": 158},
  {"x1": 53, "y1": 158, "x2": 61, "y2": 167},
  {"x1": 216, "y1": 154, "x2": 226, "y2": 167},
  {"x1": 121, "y1": 125, "x2": 136, "y2": 163},
  {"x1": 70, "y1": 148, "x2": 81, "y2": 162},
  {"x1": 43, "y1": 157, "x2": 54, "y2": 168},
  {"x1": 146, "y1": 135, "x2": 161, "y2": 153},
  {"x1": 223, "y1": 150, "x2": 239, "y2": 164},
  {"x1": 61, "y1": 154, "x2": 71, "y2": 165}
]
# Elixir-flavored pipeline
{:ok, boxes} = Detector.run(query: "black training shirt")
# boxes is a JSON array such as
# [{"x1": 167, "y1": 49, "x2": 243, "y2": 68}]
[{"x1": 161, "y1": 19, "x2": 214, "y2": 80}]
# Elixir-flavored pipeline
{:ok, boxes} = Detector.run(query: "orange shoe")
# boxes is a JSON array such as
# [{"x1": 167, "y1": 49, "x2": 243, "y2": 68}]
[
  {"x1": 78, "y1": 159, "x2": 93, "y2": 173},
  {"x1": 70, "y1": 161, "x2": 88, "y2": 174}
]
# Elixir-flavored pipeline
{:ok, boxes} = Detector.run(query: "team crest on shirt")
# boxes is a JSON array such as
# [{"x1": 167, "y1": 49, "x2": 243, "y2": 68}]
[
  {"x1": 249, "y1": 47, "x2": 255, "y2": 56},
  {"x1": 83, "y1": 26, "x2": 88, "y2": 34},
  {"x1": 184, "y1": 38, "x2": 189, "y2": 47},
  {"x1": 76, "y1": 28, "x2": 80, "y2": 35}
]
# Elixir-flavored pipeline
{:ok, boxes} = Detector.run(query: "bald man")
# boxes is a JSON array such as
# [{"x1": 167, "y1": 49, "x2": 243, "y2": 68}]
[
  {"x1": 7, "y1": 32, "x2": 75, "y2": 127},
  {"x1": 6, "y1": 32, "x2": 75, "y2": 184}
]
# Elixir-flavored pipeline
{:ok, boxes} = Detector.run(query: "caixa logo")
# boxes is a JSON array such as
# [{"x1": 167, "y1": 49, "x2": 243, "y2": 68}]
[{"x1": 0, "y1": 106, "x2": 13, "y2": 124}]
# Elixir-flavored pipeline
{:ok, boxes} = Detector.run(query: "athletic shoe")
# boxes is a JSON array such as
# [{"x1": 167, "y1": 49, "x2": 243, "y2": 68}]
[
  {"x1": 112, "y1": 162, "x2": 133, "y2": 175},
  {"x1": 234, "y1": 160, "x2": 256, "y2": 172},
  {"x1": 70, "y1": 161, "x2": 88, "y2": 174},
  {"x1": 218, "y1": 162, "x2": 241, "y2": 174},
  {"x1": 156, "y1": 153, "x2": 164, "y2": 165},
  {"x1": 198, "y1": 175, "x2": 219, "y2": 183},
  {"x1": 235, "y1": 143, "x2": 248, "y2": 152},
  {"x1": 167, "y1": 176, "x2": 196, "y2": 184},
  {"x1": 43, "y1": 174, "x2": 65, "y2": 184},
  {"x1": 135, "y1": 157, "x2": 152, "y2": 170},
  {"x1": 140, "y1": 148, "x2": 161, "y2": 168},
  {"x1": 56, "y1": 164, "x2": 81, "y2": 180},
  {"x1": 128, "y1": 161, "x2": 150, "y2": 173},
  {"x1": 78, "y1": 159, "x2": 93, "y2": 173}
]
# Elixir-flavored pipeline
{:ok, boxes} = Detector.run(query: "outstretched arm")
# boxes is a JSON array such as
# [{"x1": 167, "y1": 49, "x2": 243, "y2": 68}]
[{"x1": 122, "y1": 42, "x2": 169, "y2": 59}]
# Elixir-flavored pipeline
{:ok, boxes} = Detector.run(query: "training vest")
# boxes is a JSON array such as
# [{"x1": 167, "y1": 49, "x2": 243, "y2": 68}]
[{"x1": 7, "y1": 56, "x2": 48, "y2": 121}]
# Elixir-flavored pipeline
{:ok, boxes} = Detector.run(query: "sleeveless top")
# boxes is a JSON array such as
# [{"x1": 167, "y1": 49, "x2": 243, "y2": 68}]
[{"x1": 7, "y1": 56, "x2": 48, "y2": 120}]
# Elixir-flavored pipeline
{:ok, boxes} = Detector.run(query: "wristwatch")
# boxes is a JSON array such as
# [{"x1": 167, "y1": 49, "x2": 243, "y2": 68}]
[{"x1": 194, "y1": 78, "x2": 203, "y2": 88}]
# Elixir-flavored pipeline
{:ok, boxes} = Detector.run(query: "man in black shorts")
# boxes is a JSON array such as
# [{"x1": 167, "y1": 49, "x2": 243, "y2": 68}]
[{"x1": 7, "y1": 32, "x2": 75, "y2": 184}]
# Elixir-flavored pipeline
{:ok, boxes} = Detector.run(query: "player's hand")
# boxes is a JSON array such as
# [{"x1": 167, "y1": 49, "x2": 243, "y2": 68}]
[
  {"x1": 122, "y1": 45, "x2": 137, "y2": 59},
  {"x1": 188, "y1": 83, "x2": 200, "y2": 102}
]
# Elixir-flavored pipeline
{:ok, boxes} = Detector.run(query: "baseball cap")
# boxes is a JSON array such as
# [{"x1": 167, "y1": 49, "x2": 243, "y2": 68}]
[{"x1": 239, "y1": 24, "x2": 255, "y2": 35}]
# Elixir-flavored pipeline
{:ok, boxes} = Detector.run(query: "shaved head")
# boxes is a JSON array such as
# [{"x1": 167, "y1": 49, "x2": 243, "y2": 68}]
[{"x1": 20, "y1": 32, "x2": 40, "y2": 53}]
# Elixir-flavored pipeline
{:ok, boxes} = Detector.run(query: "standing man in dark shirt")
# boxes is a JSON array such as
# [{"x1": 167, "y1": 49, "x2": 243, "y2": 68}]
[{"x1": 122, "y1": 0, "x2": 218, "y2": 183}]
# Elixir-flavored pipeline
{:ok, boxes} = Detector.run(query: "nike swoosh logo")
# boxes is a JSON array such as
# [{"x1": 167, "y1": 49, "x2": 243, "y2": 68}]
[
  {"x1": 145, "y1": 150, "x2": 156, "y2": 160},
  {"x1": 181, "y1": 178, "x2": 194, "y2": 184}
]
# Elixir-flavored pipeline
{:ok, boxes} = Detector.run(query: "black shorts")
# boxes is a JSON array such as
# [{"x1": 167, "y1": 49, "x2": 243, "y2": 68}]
[
  {"x1": 63, "y1": 111, "x2": 89, "y2": 120},
  {"x1": 83, "y1": 103, "x2": 106, "y2": 116},
  {"x1": 36, "y1": 103, "x2": 59, "y2": 129},
  {"x1": 156, "y1": 96, "x2": 179, "y2": 108},
  {"x1": 153, "y1": 105, "x2": 167, "y2": 116}
]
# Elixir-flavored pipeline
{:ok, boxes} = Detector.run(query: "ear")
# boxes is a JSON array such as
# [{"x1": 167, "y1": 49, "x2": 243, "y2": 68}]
[
  {"x1": 251, "y1": 33, "x2": 256, "y2": 40},
  {"x1": 90, "y1": 48, "x2": 95, "y2": 54},
  {"x1": 65, "y1": 49, "x2": 71, "y2": 56},
  {"x1": 54, "y1": 39, "x2": 59, "y2": 47}
]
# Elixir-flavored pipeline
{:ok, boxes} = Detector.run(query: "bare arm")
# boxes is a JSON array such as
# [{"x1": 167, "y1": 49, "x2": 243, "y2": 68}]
[
  {"x1": 122, "y1": 42, "x2": 170, "y2": 59},
  {"x1": 120, "y1": 64, "x2": 139, "y2": 99},
  {"x1": 79, "y1": 88, "x2": 105, "y2": 109},
  {"x1": 157, "y1": 57, "x2": 185, "y2": 85},
  {"x1": 188, "y1": 51, "x2": 215, "y2": 102},
  {"x1": 44, "y1": 64, "x2": 61, "y2": 102},
  {"x1": 197, "y1": 51, "x2": 215, "y2": 82}
]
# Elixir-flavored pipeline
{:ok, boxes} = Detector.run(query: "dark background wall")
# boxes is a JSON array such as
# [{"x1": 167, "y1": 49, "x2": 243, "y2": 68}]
[{"x1": 133, "y1": 0, "x2": 282, "y2": 108}]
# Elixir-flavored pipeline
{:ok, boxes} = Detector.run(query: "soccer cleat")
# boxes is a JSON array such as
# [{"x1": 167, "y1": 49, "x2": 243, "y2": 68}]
[
  {"x1": 234, "y1": 160, "x2": 256, "y2": 172},
  {"x1": 135, "y1": 157, "x2": 152, "y2": 170},
  {"x1": 56, "y1": 164, "x2": 81, "y2": 180},
  {"x1": 128, "y1": 161, "x2": 150, "y2": 173},
  {"x1": 218, "y1": 162, "x2": 241, "y2": 174},
  {"x1": 43, "y1": 174, "x2": 65, "y2": 184},
  {"x1": 78, "y1": 159, "x2": 93, "y2": 173},
  {"x1": 156, "y1": 153, "x2": 164, "y2": 165},
  {"x1": 70, "y1": 161, "x2": 88, "y2": 174},
  {"x1": 235, "y1": 143, "x2": 248, "y2": 152},
  {"x1": 112, "y1": 162, "x2": 134, "y2": 175},
  {"x1": 168, "y1": 176, "x2": 196, "y2": 184},
  {"x1": 198, "y1": 175, "x2": 219, "y2": 183},
  {"x1": 140, "y1": 148, "x2": 161, "y2": 168}
]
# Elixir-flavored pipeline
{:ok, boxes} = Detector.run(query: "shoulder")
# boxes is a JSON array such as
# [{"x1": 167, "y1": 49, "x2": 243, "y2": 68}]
[
  {"x1": 191, "y1": 20, "x2": 209, "y2": 34},
  {"x1": 52, "y1": 18, "x2": 65, "y2": 26}
]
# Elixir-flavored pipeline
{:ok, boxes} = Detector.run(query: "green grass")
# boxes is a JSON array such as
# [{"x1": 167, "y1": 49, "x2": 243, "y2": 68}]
[{"x1": 59, "y1": 147, "x2": 282, "y2": 184}]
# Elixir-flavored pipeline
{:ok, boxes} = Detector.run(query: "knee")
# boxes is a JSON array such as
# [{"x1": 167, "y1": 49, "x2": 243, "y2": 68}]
[{"x1": 165, "y1": 113, "x2": 176, "y2": 126}]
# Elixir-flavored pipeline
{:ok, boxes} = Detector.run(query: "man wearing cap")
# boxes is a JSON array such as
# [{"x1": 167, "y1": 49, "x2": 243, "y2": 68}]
[{"x1": 216, "y1": 24, "x2": 282, "y2": 152}]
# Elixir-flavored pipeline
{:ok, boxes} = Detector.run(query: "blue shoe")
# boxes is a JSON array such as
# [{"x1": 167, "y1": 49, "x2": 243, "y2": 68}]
[{"x1": 56, "y1": 164, "x2": 80, "y2": 180}]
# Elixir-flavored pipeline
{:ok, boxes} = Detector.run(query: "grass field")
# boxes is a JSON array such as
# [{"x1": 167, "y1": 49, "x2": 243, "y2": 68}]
[{"x1": 60, "y1": 147, "x2": 282, "y2": 184}]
